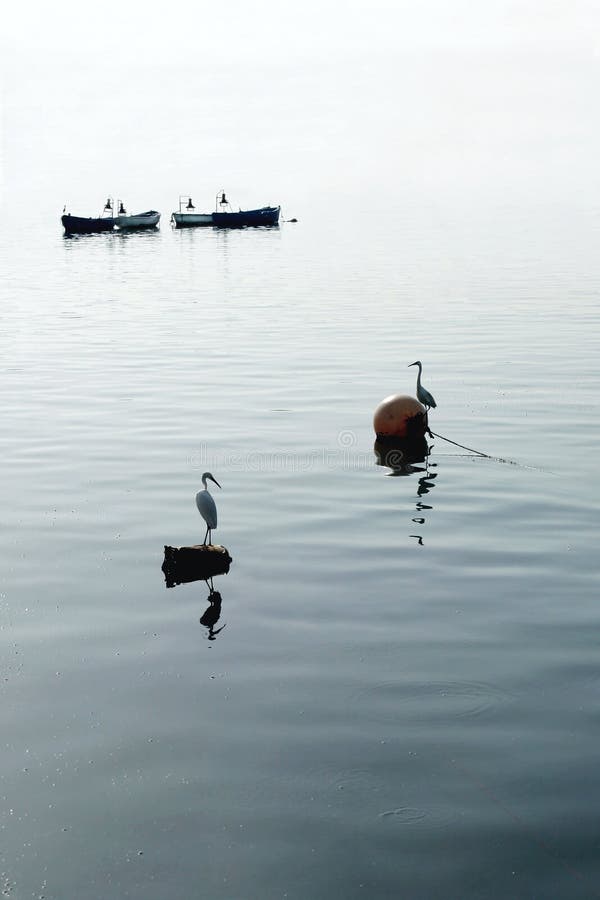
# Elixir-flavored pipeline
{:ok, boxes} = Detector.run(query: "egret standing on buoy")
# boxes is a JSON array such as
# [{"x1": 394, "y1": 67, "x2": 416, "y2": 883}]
[
  {"x1": 408, "y1": 361, "x2": 437, "y2": 411},
  {"x1": 196, "y1": 473, "x2": 221, "y2": 545}
]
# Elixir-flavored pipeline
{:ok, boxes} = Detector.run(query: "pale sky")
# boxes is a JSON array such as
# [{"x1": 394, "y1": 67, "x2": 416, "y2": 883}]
[
  {"x1": 1, "y1": 0, "x2": 598, "y2": 212},
  {"x1": 2, "y1": 0, "x2": 598, "y2": 64}
]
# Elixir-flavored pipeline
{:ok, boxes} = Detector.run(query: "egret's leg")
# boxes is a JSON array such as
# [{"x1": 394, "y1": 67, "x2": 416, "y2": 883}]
[
  {"x1": 207, "y1": 528, "x2": 212, "y2": 546},
  {"x1": 203, "y1": 525, "x2": 209, "y2": 545}
]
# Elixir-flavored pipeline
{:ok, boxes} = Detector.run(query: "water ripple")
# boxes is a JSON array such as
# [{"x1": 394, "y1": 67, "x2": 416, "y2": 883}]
[
  {"x1": 352, "y1": 679, "x2": 514, "y2": 721},
  {"x1": 377, "y1": 805, "x2": 459, "y2": 829}
]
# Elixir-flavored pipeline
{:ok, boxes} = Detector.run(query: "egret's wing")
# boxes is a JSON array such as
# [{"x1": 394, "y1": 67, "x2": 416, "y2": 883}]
[{"x1": 196, "y1": 490, "x2": 218, "y2": 528}]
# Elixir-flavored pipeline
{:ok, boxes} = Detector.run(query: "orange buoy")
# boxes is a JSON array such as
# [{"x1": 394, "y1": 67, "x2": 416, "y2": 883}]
[{"x1": 373, "y1": 394, "x2": 428, "y2": 439}]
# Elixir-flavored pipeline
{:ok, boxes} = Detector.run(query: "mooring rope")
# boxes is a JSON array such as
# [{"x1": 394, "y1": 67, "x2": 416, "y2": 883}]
[
  {"x1": 429, "y1": 430, "x2": 488, "y2": 457},
  {"x1": 428, "y1": 430, "x2": 555, "y2": 474}
]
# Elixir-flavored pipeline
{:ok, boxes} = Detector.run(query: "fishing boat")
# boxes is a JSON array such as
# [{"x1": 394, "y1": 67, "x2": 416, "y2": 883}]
[
  {"x1": 170, "y1": 196, "x2": 214, "y2": 228},
  {"x1": 211, "y1": 190, "x2": 280, "y2": 227},
  {"x1": 61, "y1": 198, "x2": 115, "y2": 234},
  {"x1": 114, "y1": 202, "x2": 161, "y2": 230}
]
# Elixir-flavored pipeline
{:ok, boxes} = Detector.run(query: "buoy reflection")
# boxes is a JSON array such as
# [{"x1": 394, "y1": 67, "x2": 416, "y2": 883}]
[
  {"x1": 375, "y1": 437, "x2": 439, "y2": 546},
  {"x1": 374, "y1": 435, "x2": 430, "y2": 475}
]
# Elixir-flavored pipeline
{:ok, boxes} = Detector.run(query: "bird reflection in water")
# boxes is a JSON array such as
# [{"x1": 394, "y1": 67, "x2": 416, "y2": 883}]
[
  {"x1": 374, "y1": 436, "x2": 438, "y2": 546},
  {"x1": 161, "y1": 548, "x2": 229, "y2": 639},
  {"x1": 200, "y1": 580, "x2": 226, "y2": 641}
]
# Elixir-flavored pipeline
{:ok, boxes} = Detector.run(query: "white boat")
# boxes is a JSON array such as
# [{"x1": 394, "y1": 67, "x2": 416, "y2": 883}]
[
  {"x1": 170, "y1": 195, "x2": 214, "y2": 228},
  {"x1": 114, "y1": 202, "x2": 161, "y2": 229}
]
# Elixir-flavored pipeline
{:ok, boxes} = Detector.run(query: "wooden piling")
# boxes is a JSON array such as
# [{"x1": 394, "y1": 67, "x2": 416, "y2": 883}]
[{"x1": 162, "y1": 544, "x2": 232, "y2": 588}]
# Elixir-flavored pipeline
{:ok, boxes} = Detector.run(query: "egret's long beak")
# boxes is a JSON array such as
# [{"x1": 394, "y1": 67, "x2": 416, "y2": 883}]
[
  {"x1": 210, "y1": 476, "x2": 222, "y2": 489},
  {"x1": 408, "y1": 362, "x2": 416, "y2": 367}
]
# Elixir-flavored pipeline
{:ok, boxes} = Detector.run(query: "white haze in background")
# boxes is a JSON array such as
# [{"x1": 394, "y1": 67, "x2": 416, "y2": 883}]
[
  {"x1": 1, "y1": 1, "x2": 598, "y2": 214},
  {"x1": 2, "y1": 0, "x2": 597, "y2": 61}
]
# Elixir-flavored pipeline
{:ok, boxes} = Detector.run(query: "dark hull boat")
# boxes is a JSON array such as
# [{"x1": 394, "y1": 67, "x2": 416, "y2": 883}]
[
  {"x1": 212, "y1": 205, "x2": 280, "y2": 228},
  {"x1": 61, "y1": 214, "x2": 114, "y2": 234}
]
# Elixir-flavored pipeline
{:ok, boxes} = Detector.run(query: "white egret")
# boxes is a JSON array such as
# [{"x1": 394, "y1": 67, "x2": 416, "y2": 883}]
[
  {"x1": 195, "y1": 472, "x2": 221, "y2": 545},
  {"x1": 408, "y1": 361, "x2": 437, "y2": 410}
]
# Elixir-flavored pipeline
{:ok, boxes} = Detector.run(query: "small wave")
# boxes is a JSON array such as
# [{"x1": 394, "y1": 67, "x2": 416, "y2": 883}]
[
  {"x1": 378, "y1": 805, "x2": 459, "y2": 829},
  {"x1": 352, "y1": 678, "x2": 514, "y2": 721}
]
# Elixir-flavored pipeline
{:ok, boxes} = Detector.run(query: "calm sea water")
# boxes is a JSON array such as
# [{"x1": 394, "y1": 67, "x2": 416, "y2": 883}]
[{"x1": 2, "y1": 39, "x2": 600, "y2": 900}]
